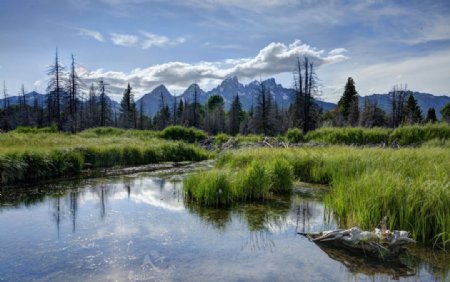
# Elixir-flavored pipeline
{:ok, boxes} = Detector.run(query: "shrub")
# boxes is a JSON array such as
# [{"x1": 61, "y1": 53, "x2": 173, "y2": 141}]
[
  {"x1": 159, "y1": 126, "x2": 207, "y2": 143},
  {"x1": 214, "y1": 133, "x2": 230, "y2": 145},
  {"x1": 286, "y1": 128, "x2": 304, "y2": 143}
]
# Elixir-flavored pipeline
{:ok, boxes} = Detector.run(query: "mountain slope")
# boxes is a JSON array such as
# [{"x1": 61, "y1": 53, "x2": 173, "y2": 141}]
[{"x1": 360, "y1": 92, "x2": 450, "y2": 119}]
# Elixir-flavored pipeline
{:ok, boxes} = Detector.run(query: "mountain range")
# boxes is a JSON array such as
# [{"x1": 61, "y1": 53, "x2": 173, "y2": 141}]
[
  {"x1": 1, "y1": 77, "x2": 449, "y2": 119},
  {"x1": 136, "y1": 76, "x2": 336, "y2": 117}
]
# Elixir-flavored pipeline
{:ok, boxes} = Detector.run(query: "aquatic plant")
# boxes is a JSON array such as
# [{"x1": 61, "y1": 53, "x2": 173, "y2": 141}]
[{"x1": 185, "y1": 146, "x2": 450, "y2": 248}]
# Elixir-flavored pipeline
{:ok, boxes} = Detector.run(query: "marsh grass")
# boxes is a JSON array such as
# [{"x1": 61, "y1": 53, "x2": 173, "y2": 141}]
[
  {"x1": 304, "y1": 123, "x2": 450, "y2": 146},
  {"x1": 185, "y1": 146, "x2": 450, "y2": 248},
  {"x1": 0, "y1": 129, "x2": 208, "y2": 185}
]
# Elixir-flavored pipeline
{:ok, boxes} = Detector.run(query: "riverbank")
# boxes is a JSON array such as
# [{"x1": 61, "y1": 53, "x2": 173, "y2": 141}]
[
  {"x1": 0, "y1": 129, "x2": 209, "y2": 185},
  {"x1": 184, "y1": 146, "x2": 450, "y2": 248}
]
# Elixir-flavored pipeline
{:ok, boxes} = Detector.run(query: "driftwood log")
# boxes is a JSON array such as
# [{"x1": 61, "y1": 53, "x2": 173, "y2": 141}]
[{"x1": 299, "y1": 227, "x2": 416, "y2": 260}]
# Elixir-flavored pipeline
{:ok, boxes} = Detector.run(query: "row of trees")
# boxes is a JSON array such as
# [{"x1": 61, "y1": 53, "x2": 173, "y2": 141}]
[
  {"x1": 1, "y1": 52, "x2": 449, "y2": 135},
  {"x1": 326, "y1": 78, "x2": 442, "y2": 128}
]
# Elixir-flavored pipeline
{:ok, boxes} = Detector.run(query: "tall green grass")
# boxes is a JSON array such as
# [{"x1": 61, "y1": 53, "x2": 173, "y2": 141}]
[
  {"x1": 185, "y1": 146, "x2": 450, "y2": 248},
  {"x1": 184, "y1": 158, "x2": 293, "y2": 206},
  {"x1": 0, "y1": 129, "x2": 208, "y2": 185},
  {"x1": 304, "y1": 123, "x2": 450, "y2": 146}
]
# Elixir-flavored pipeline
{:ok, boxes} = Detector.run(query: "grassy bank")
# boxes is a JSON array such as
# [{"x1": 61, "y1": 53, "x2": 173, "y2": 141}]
[
  {"x1": 184, "y1": 146, "x2": 450, "y2": 248},
  {"x1": 0, "y1": 128, "x2": 208, "y2": 185},
  {"x1": 303, "y1": 123, "x2": 450, "y2": 145}
]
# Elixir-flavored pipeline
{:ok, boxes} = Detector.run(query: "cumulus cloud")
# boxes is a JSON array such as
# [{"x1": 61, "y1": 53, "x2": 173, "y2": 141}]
[
  {"x1": 78, "y1": 28, "x2": 104, "y2": 42},
  {"x1": 79, "y1": 40, "x2": 349, "y2": 100}
]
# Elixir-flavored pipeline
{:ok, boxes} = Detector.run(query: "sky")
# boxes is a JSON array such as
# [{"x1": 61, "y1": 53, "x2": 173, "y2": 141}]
[{"x1": 0, "y1": 0, "x2": 449, "y2": 102}]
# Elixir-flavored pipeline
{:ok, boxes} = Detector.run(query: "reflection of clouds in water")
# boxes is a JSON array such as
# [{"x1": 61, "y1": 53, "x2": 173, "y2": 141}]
[
  {"x1": 70, "y1": 179, "x2": 184, "y2": 212},
  {"x1": 263, "y1": 200, "x2": 334, "y2": 234}
]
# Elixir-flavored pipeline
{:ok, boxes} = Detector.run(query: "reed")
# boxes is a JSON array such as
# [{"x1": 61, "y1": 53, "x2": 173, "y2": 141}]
[
  {"x1": 0, "y1": 129, "x2": 208, "y2": 185},
  {"x1": 185, "y1": 146, "x2": 450, "y2": 248},
  {"x1": 304, "y1": 123, "x2": 450, "y2": 146}
]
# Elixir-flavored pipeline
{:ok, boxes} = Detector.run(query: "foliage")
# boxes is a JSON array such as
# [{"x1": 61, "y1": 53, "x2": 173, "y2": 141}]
[
  {"x1": 214, "y1": 133, "x2": 230, "y2": 145},
  {"x1": 304, "y1": 123, "x2": 450, "y2": 145},
  {"x1": 190, "y1": 146, "x2": 449, "y2": 248},
  {"x1": 286, "y1": 128, "x2": 304, "y2": 143},
  {"x1": 159, "y1": 125, "x2": 207, "y2": 143},
  {"x1": 337, "y1": 77, "x2": 359, "y2": 126},
  {"x1": 305, "y1": 127, "x2": 391, "y2": 145},
  {"x1": 441, "y1": 102, "x2": 450, "y2": 123}
]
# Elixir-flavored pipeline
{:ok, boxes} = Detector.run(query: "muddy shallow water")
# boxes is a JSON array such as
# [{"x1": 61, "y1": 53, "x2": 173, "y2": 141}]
[{"x1": 0, "y1": 168, "x2": 448, "y2": 281}]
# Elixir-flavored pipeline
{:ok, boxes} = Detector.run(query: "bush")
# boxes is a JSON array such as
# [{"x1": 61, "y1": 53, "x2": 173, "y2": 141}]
[
  {"x1": 214, "y1": 133, "x2": 230, "y2": 145},
  {"x1": 14, "y1": 124, "x2": 58, "y2": 134},
  {"x1": 159, "y1": 126, "x2": 207, "y2": 143},
  {"x1": 286, "y1": 128, "x2": 304, "y2": 143}
]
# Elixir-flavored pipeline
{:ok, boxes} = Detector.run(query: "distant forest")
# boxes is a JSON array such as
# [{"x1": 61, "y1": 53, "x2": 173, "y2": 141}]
[{"x1": 1, "y1": 51, "x2": 450, "y2": 135}]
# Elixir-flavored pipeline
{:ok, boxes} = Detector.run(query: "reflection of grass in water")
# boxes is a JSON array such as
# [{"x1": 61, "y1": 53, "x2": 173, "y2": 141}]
[
  {"x1": 401, "y1": 246, "x2": 450, "y2": 281},
  {"x1": 185, "y1": 195, "x2": 292, "y2": 233},
  {"x1": 184, "y1": 203, "x2": 232, "y2": 231}
]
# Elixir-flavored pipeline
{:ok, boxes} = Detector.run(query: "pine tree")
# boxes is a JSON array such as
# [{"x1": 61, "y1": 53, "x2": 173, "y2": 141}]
[
  {"x1": 441, "y1": 103, "x2": 450, "y2": 123},
  {"x1": 98, "y1": 79, "x2": 111, "y2": 127},
  {"x1": 425, "y1": 108, "x2": 437, "y2": 123},
  {"x1": 228, "y1": 94, "x2": 243, "y2": 135},
  {"x1": 119, "y1": 83, "x2": 136, "y2": 128},
  {"x1": 403, "y1": 94, "x2": 422, "y2": 124},
  {"x1": 337, "y1": 77, "x2": 359, "y2": 126}
]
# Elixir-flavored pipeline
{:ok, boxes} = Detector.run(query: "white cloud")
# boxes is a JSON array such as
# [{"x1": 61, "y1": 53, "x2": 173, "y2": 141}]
[
  {"x1": 110, "y1": 32, "x2": 186, "y2": 49},
  {"x1": 328, "y1": 48, "x2": 347, "y2": 56},
  {"x1": 79, "y1": 39, "x2": 349, "y2": 100},
  {"x1": 78, "y1": 28, "x2": 104, "y2": 42},
  {"x1": 110, "y1": 33, "x2": 139, "y2": 47}
]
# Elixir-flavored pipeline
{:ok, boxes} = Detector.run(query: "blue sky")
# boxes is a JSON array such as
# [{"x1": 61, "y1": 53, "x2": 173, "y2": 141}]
[{"x1": 1, "y1": 0, "x2": 449, "y2": 102}]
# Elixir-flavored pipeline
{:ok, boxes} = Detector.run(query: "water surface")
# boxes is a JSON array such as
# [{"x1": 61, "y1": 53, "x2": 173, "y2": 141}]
[{"x1": 0, "y1": 171, "x2": 448, "y2": 281}]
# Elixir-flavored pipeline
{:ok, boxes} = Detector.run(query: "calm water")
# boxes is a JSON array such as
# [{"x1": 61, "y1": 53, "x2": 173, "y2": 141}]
[{"x1": 0, "y1": 169, "x2": 448, "y2": 281}]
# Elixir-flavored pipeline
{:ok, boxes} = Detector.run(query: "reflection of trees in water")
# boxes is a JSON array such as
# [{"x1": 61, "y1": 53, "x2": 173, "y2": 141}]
[
  {"x1": 241, "y1": 231, "x2": 275, "y2": 252},
  {"x1": 52, "y1": 196, "x2": 61, "y2": 238},
  {"x1": 69, "y1": 190, "x2": 79, "y2": 232}
]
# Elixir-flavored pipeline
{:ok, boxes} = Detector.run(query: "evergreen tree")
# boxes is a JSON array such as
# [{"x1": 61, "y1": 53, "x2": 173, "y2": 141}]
[
  {"x1": 205, "y1": 95, "x2": 225, "y2": 134},
  {"x1": 441, "y1": 103, "x2": 450, "y2": 123},
  {"x1": 98, "y1": 79, "x2": 111, "y2": 127},
  {"x1": 65, "y1": 54, "x2": 80, "y2": 132},
  {"x1": 425, "y1": 108, "x2": 437, "y2": 123},
  {"x1": 403, "y1": 94, "x2": 422, "y2": 124},
  {"x1": 228, "y1": 94, "x2": 243, "y2": 135},
  {"x1": 154, "y1": 91, "x2": 170, "y2": 130},
  {"x1": 119, "y1": 83, "x2": 136, "y2": 128},
  {"x1": 337, "y1": 77, "x2": 359, "y2": 126}
]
